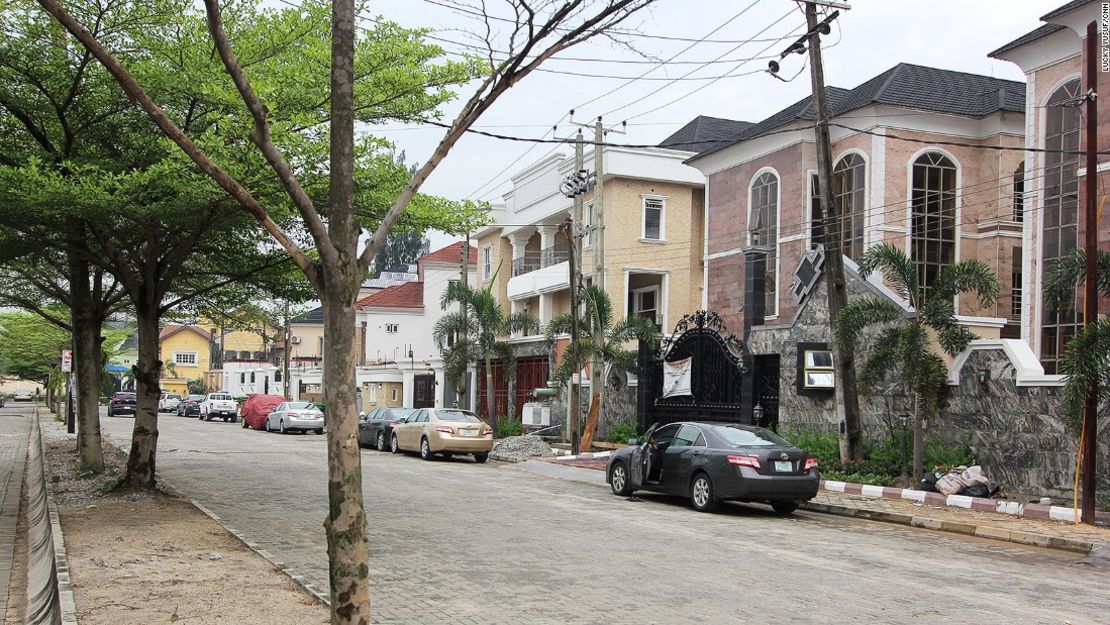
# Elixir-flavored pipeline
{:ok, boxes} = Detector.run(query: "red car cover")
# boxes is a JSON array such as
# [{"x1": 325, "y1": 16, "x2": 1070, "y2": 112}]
[{"x1": 240, "y1": 394, "x2": 287, "y2": 430}]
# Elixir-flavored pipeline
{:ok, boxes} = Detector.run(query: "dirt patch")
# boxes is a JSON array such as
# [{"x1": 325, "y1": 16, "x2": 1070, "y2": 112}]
[{"x1": 42, "y1": 422, "x2": 328, "y2": 625}]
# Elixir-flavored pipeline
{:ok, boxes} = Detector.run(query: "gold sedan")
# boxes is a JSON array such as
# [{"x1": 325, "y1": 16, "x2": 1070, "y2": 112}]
[{"x1": 390, "y1": 408, "x2": 494, "y2": 463}]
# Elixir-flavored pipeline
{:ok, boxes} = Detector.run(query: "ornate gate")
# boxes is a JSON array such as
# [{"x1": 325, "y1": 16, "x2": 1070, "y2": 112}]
[{"x1": 637, "y1": 311, "x2": 749, "y2": 430}]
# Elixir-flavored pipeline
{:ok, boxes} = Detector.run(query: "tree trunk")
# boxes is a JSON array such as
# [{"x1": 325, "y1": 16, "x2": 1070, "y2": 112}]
[
  {"x1": 484, "y1": 356, "x2": 495, "y2": 423},
  {"x1": 124, "y1": 303, "x2": 161, "y2": 489},
  {"x1": 912, "y1": 392, "x2": 925, "y2": 483},
  {"x1": 71, "y1": 313, "x2": 105, "y2": 471},
  {"x1": 580, "y1": 394, "x2": 601, "y2": 451}
]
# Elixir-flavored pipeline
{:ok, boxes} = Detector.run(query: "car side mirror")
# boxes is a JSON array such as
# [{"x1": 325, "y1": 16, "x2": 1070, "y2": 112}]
[
  {"x1": 398, "y1": 417, "x2": 408, "y2": 423},
  {"x1": 359, "y1": 411, "x2": 366, "y2": 418},
  {"x1": 627, "y1": 438, "x2": 638, "y2": 446}
]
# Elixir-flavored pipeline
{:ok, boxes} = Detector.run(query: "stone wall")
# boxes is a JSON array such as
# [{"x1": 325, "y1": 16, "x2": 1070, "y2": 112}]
[{"x1": 747, "y1": 267, "x2": 1109, "y2": 498}]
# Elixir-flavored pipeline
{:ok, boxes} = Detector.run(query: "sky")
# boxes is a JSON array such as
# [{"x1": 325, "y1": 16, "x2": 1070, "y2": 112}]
[{"x1": 358, "y1": 0, "x2": 1067, "y2": 249}]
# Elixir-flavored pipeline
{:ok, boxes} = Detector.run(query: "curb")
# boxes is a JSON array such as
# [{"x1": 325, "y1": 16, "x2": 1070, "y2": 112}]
[
  {"x1": 43, "y1": 461, "x2": 79, "y2": 625},
  {"x1": 188, "y1": 499, "x2": 331, "y2": 608},
  {"x1": 800, "y1": 501, "x2": 1096, "y2": 555}
]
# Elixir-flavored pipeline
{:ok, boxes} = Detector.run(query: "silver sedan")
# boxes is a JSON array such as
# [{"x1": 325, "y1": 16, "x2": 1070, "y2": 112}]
[{"x1": 265, "y1": 401, "x2": 325, "y2": 435}]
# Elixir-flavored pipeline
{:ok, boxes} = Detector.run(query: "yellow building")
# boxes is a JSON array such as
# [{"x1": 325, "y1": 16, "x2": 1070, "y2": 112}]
[{"x1": 159, "y1": 324, "x2": 212, "y2": 395}]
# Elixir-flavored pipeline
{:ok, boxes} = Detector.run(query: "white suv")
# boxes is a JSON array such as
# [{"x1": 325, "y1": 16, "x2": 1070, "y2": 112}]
[{"x1": 200, "y1": 392, "x2": 238, "y2": 422}]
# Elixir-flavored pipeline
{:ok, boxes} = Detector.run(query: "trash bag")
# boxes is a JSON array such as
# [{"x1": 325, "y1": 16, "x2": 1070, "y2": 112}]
[
  {"x1": 961, "y1": 483, "x2": 990, "y2": 498},
  {"x1": 935, "y1": 471, "x2": 967, "y2": 496},
  {"x1": 917, "y1": 472, "x2": 939, "y2": 492}
]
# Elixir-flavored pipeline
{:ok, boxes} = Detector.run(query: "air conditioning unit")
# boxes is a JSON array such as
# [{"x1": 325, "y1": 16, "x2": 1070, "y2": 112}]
[
  {"x1": 290, "y1": 336, "x2": 302, "y2": 344},
  {"x1": 521, "y1": 402, "x2": 551, "y2": 427}
]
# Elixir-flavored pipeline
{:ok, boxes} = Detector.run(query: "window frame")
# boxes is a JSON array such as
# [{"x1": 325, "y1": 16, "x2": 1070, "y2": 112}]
[
  {"x1": 832, "y1": 152, "x2": 867, "y2": 261},
  {"x1": 172, "y1": 351, "x2": 198, "y2": 367},
  {"x1": 796, "y1": 342, "x2": 835, "y2": 396},
  {"x1": 640, "y1": 195, "x2": 666, "y2": 242},
  {"x1": 482, "y1": 245, "x2": 493, "y2": 281},
  {"x1": 909, "y1": 150, "x2": 958, "y2": 298},
  {"x1": 748, "y1": 170, "x2": 780, "y2": 318},
  {"x1": 631, "y1": 285, "x2": 660, "y2": 326}
]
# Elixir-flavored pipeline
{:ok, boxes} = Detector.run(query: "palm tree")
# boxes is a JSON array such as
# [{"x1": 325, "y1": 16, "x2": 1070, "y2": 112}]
[
  {"x1": 1043, "y1": 249, "x2": 1110, "y2": 423},
  {"x1": 835, "y1": 243, "x2": 998, "y2": 481},
  {"x1": 545, "y1": 284, "x2": 660, "y2": 448},
  {"x1": 434, "y1": 272, "x2": 539, "y2": 423}
]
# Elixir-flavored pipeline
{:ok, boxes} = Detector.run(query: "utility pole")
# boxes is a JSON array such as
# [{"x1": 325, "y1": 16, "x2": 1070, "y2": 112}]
[
  {"x1": 565, "y1": 218, "x2": 582, "y2": 455},
  {"x1": 1080, "y1": 19, "x2": 1099, "y2": 525},
  {"x1": 801, "y1": 2, "x2": 862, "y2": 462},
  {"x1": 584, "y1": 117, "x2": 607, "y2": 451},
  {"x1": 282, "y1": 302, "x2": 291, "y2": 399},
  {"x1": 459, "y1": 229, "x2": 469, "y2": 410}
]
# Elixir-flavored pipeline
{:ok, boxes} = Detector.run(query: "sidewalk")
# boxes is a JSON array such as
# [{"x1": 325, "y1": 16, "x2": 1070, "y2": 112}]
[
  {"x1": 0, "y1": 410, "x2": 31, "y2": 623},
  {"x1": 525, "y1": 455, "x2": 1110, "y2": 555}
]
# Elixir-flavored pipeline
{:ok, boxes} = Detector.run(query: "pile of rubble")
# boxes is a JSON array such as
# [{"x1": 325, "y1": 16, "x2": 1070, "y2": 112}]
[{"x1": 490, "y1": 435, "x2": 555, "y2": 462}]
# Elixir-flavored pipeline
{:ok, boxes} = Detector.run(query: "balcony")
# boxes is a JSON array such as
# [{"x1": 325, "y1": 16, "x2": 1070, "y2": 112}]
[{"x1": 510, "y1": 244, "x2": 569, "y2": 277}]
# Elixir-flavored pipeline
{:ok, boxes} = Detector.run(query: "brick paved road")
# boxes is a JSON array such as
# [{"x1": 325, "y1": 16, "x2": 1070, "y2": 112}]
[
  {"x1": 0, "y1": 403, "x2": 31, "y2": 622},
  {"x1": 99, "y1": 413, "x2": 1108, "y2": 625}
]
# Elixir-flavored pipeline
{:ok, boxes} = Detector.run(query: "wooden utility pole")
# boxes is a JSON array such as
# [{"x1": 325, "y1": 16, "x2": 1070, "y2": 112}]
[
  {"x1": 565, "y1": 219, "x2": 582, "y2": 455},
  {"x1": 583, "y1": 117, "x2": 606, "y2": 451},
  {"x1": 459, "y1": 230, "x2": 469, "y2": 410},
  {"x1": 282, "y1": 303, "x2": 291, "y2": 399},
  {"x1": 1080, "y1": 20, "x2": 1099, "y2": 525},
  {"x1": 804, "y1": 2, "x2": 862, "y2": 462}
]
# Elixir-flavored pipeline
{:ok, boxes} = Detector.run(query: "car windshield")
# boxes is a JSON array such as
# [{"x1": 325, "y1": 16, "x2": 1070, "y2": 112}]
[
  {"x1": 188, "y1": 395, "x2": 205, "y2": 401},
  {"x1": 435, "y1": 410, "x2": 481, "y2": 423},
  {"x1": 115, "y1": 393, "x2": 135, "y2": 399},
  {"x1": 385, "y1": 409, "x2": 410, "y2": 421},
  {"x1": 212, "y1": 394, "x2": 233, "y2": 401},
  {"x1": 288, "y1": 402, "x2": 317, "y2": 411},
  {"x1": 710, "y1": 425, "x2": 790, "y2": 447}
]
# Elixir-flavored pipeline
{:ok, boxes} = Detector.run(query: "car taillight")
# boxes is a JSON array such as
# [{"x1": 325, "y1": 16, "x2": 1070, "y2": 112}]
[
  {"x1": 727, "y1": 455, "x2": 761, "y2": 469},
  {"x1": 481, "y1": 427, "x2": 493, "y2": 435},
  {"x1": 435, "y1": 425, "x2": 454, "y2": 434},
  {"x1": 804, "y1": 458, "x2": 818, "y2": 472}
]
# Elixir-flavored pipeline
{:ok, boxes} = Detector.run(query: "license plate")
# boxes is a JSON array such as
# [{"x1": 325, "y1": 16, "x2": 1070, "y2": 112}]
[
  {"x1": 774, "y1": 460, "x2": 792, "y2": 472},
  {"x1": 460, "y1": 430, "x2": 477, "y2": 437}
]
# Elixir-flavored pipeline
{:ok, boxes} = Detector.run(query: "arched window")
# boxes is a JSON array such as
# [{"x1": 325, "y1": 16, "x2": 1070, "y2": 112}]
[
  {"x1": 749, "y1": 171, "x2": 779, "y2": 316},
  {"x1": 1041, "y1": 79, "x2": 1083, "y2": 374},
  {"x1": 1012, "y1": 162, "x2": 1025, "y2": 223},
  {"x1": 910, "y1": 152, "x2": 957, "y2": 297},
  {"x1": 833, "y1": 154, "x2": 866, "y2": 260}
]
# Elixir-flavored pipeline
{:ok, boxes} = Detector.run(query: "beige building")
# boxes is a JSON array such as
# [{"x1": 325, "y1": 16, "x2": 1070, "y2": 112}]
[{"x1": 474, "y1": 143, "x2": 708, "y2": 418}]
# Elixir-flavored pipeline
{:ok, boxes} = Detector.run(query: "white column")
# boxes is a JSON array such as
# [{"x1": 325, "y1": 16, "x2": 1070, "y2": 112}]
[
  {"x1": 539, "y1": 292, "x2": 554, "y2": 326},
  {"x1": 536, "y1": 224, "x2": 559, "y2": 251}
]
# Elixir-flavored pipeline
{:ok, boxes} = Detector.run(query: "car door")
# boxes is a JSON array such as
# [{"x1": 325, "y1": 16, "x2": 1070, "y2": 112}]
[
  {"x1": 628, "y1": 422, "x2": 658, "y2": 491},
  {"x1": 660, "y1": 424, "x2": 705, "y2": 494},
  {"x1": 400, "y1": 410, "x2": 423, "y2": 449},
  {"x1": 270, "y1": 403, "x2": 286, "y2": 429},
  {"x1": 358, "y1": 409, "x2": 374, "y2": 444}
]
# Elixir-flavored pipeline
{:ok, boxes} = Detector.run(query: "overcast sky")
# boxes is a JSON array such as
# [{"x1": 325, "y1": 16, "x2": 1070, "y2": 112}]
[{"x1": 360, "y1": 0, "x2": 1065, "y2": 248}]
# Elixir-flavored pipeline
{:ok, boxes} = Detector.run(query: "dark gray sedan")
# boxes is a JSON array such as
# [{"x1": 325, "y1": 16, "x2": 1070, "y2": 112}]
[
  {"x1": 358, "y1": 407, "x2": 412, "y2": 451},
  {"x1": 605, "y1": 421, "x2": 819, "y2": 514}
]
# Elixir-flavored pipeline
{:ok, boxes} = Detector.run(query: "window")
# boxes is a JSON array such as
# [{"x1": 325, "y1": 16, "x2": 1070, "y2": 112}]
[
  {"x1": 482, "y1": 245, "x2": 492, "y2": 281},
  {"x1": 1011, "y1": 247, "x2": 1022, "y2": 321},
  {"x1": 385, "y1": 323, "x2": 399, "y2": 334},
  {"x1": 250, "y1": 371, "x2": 256, "y2": 383},
  {"x1": 710, "y1": 424, "x2": 791, "y2": 447},
  {"x1": 1012, "y1": 162, "x2": 1025, "y2": 223},
  {"x1": 802, "y1": 349, "x2": 834, "y2": 389},
  {"x1": 910, "y1": 152, "x2": 957, "y2": 296},
  {"x1": 833, "y1": 154, "x2": 866, "y2": 260},
  {"x1": 173, "y1": 351, "x2": 198, "y2": 366},
  {"x1": 632, "y1": 286, "x2": 659, "y2": 326},
  {"x1": 672, "y1": 424, "x2": 706, "y2": 447},
  {"x1": 749, "y1": 171, "x2": 779, "y2": 316},
  {"x1": 1041, "y1": 79, "x2": 1083, "y2": 373},
  {"x1": 317, "y1": 337, "x2": 324, "y2": 357},
  {"x1": 650, "y1": 423, "x2": 680, "y2": 447},
  {"x1": 642, "y1": 197, "x2": 665, "y2": 241},
  {"x1": 585, "y1": 201, "x2": 595, "y2": 247},
  {"x1": 369, "y1": 384, "x2": 377, "y2": 403},
  {"x1": 808, "y1": 172, "x2": 823, "y2": 247},
  {"x1": 391, "y1": 387, "x2": 399, "y2": 402},
  {"x1": 240, "y1": 372, "x2": 245, "y2": 384}
]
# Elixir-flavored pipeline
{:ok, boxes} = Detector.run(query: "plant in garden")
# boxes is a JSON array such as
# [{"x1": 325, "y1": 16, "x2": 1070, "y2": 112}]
[{"x1": 835, "y1": 243, "x2": 997, "y2": 481}]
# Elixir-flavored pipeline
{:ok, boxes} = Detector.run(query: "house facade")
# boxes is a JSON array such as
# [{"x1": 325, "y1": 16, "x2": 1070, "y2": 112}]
[
  {"x1": 158, "y1": 324, "x2": 212, "y2": 395},
  {"x1": 474, "y1": 143, "x2": 709, "y2": 423}
]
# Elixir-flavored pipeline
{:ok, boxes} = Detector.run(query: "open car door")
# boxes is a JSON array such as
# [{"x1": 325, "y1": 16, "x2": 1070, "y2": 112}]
[{"x1": 628, "y1": 422, "x2": 658, "y2": 491}]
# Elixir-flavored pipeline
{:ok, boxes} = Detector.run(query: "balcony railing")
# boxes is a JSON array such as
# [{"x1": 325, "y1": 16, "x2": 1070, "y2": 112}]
[
  {"x1": 511, "y1": 252, "x2": 542, "y2": 277},
  {"x1": 541, "y1": 245, "x2": 569, "y2": 267}
]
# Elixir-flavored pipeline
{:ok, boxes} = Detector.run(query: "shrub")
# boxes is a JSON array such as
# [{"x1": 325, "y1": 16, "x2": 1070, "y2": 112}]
[
  {"x1": 784, "y1": 426, "x2": 975, "y2": 485},
  {"x1": 493, "y1": 418, "x2": 523, "y2": 439},
  {"x1": 605, "y1": 421, "x2": 641, "y2": 444}
]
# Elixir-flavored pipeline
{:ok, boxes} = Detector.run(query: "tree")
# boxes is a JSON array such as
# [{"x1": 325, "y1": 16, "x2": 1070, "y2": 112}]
[
  {"x1": 544, "y1": 284, "x2": 659, "y2": 448},
  {"x1": 37, "y1": 0, "x2": 656, "y2": 620},
  {"x1": 0, "y1": 311, "x2": 71, "y2": 397},
  {"x1": 371, "y1": 232, "x2": 429, "y2": 277},
  {"x1": 835, "y1": 243, "x2": 998, "y2": 481},
  {"x1": 434, "y1": 277, "x2": 539, "y2": 420}
]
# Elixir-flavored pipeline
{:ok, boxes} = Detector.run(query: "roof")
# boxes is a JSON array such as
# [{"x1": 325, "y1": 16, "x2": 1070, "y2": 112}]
[
  {"x1": 159, "y1": 324, "x2": 211, "y2": 341},
  {"x1": 356, "y1": 281, "x2": 424, "y2": 309},
  {"x1": 691, "y1": 63, "x2": 1025, "y2": 161},
  {"x1": 658, "y1": 116, "x2": 754, "y2": 153},
  {"x1": 420, "y1": 242, "x2": 476, "y2": 265},
  {"x1": 988, "y1": 23, "x2": 1068, "y2": 58},
  {"x1": 290, "y1": 307, "x2": 323, "y2": 324},
  {"x1": 119, "y1": 331, "x2": 138, "y2": 351},
  {"x1": 1041, "y1": 0, "x2": 1092, "y2": 20}
]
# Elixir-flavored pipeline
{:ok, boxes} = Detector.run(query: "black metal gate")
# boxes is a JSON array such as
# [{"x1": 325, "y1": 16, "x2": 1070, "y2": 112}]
[
  {"x1": 637, "y1": 311, "x2": 748, "y2": 430},
  {"x1": 413, "y1": 374, "x2": 435, "y2": 408}
]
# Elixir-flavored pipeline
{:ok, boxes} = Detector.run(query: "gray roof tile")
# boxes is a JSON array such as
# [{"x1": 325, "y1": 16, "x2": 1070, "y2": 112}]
[{"x1": 658, "y1": 116, "x2": 754, "y2": 152}]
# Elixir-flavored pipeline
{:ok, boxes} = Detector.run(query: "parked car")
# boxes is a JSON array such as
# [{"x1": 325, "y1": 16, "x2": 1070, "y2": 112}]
[
  {"x1": 390, "y1": 408, "x2": 493, "y2": 462},
  {"x1": 13, "y1": 388, "x2": 33, "y2": 402},
  {"x1": 158, "y1": 392, "x2": 182, "y2": 413},
  {"x1": 605, "y1": 421, "x2": 819, "y2": 514},
  {"x1": 107, "y1": 392, "x2": 137, "y2": 417},
  {"x1": 200, "y1": 392, "x2": 238, "y2": 422},
  {"x1": 265, "y1": 401, "x2": 325, "y2": 434},
  {"x1": 177, "y1": 394, "x2": 205, "y2": 417},
  {"x1": 240, "y1": 394, "x2": 287, "y2": 431},
  {"x1": 358, "y1": 407, "x2": 412, "y2": 451}
]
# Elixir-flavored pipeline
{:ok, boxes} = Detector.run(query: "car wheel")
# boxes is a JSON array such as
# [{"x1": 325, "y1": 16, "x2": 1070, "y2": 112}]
[
  {"x1": 609, "y1": 460, "x2": 632, "y2": 496},
  {"x1": 241, "y1": 418, "x2": 249, "y2": 429},
  {"x1": 473, "y1": 452, "x2": 489, "y2": 464},
  {"x1": 315, "y1": 429, "x2": 324, "y2": 435},
  {"x1": 279, "y1": 420, "x2": 287, "y2": 434},
  {"x1": 376, "y1": 432, "x2": 386, "y2": 452},
  {"x1": 420, "y1": 438, "x2": 434, "y2": 460},
  {"x1": 690, "y1": 472, "x2": 718, "y2": 513},
  {"x1": 390, "y1": 434, "x2": 400, "y2": 454},
  {"x1": 265, "y1": 419, "x2": 271, "y2": 432},
  {"x1": 770, "y1": 500, "x2": 798, "y2": 516}
]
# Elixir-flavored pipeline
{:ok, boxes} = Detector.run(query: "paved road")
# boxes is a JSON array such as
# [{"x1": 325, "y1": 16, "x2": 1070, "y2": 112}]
[
  {"x1": 100, "y1": 413, "x2": 1108, "y2": 625},
  {"x1": 0, "y1": 403, "x2": 32, "y2": 622}
]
